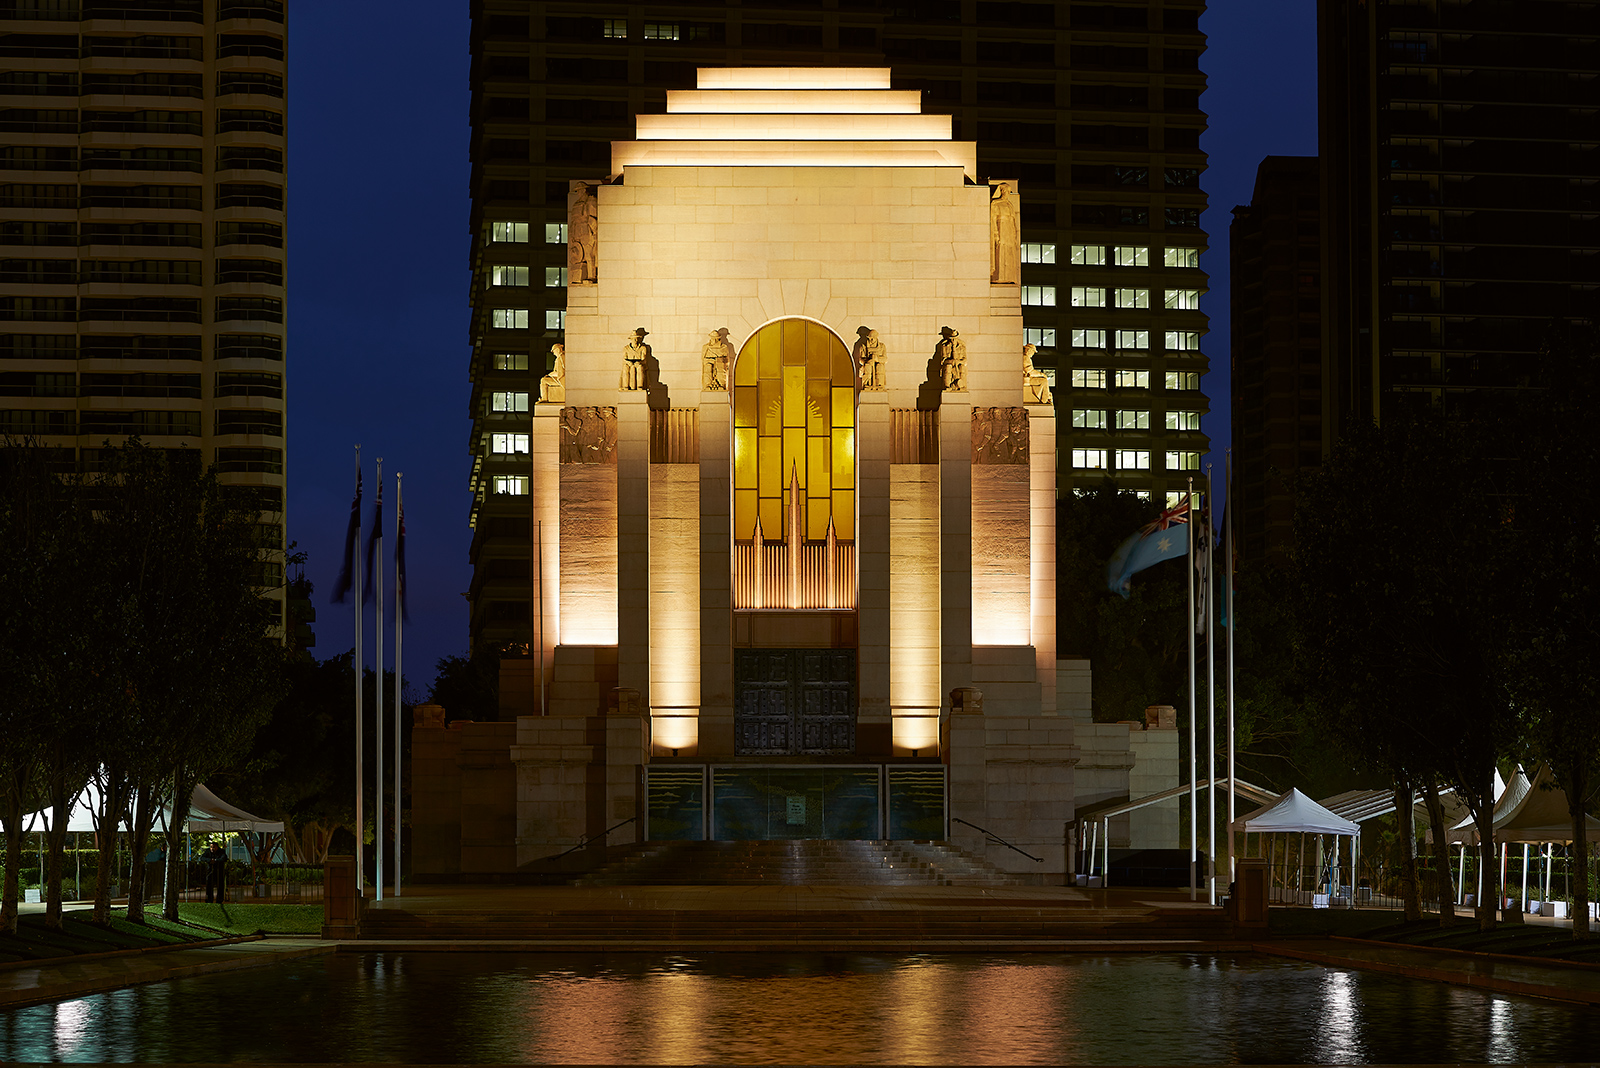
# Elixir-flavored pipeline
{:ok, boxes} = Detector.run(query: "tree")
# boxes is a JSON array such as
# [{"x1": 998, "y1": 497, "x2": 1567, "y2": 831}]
[
  {"x1": 1295, "y1": 414, "x2": 1520, "y2": 929},
  {"x1": 429, "y1": 643, "x2": 506, "y2": 722}
]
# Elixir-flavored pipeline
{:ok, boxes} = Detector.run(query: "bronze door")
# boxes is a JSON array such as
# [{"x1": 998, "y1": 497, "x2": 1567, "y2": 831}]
[{"x1": 734, "y1": 649, "x2": 856, "y2": 756}]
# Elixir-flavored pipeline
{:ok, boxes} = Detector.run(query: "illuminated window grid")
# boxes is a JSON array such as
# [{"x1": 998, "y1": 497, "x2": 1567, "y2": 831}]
[{"x1": 732, "y1": 319, "x2": 856, "y2": 544}]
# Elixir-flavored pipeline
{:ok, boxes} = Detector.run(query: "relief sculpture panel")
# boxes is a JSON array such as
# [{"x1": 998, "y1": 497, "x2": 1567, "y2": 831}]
[
  {"x1": 971, "y1": 406, "x2": 1030, "y2": 465},
  {"x1": 559, "y1": 405, "x2": 617, "y2": 464}
]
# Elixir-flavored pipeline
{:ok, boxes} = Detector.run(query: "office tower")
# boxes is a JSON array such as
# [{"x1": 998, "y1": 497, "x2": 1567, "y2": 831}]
[
  {"x1": 0, "y1": 0, "x2": 288, "y2": 623},
  {"x1": 1229, "y1": 155, "x2": 1319, "y2": 568},
  {"x1": 1320, "y1": 0, "x2": 1600, "y2": 438},
  {"x1": 467, "y1": 0, "x2": 1211, "y2": 651}
]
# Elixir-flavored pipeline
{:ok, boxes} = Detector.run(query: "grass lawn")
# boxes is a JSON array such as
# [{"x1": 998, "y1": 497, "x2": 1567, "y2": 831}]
[{"x1": 176, "y1": 902, "x2": 323, "y2": 935}]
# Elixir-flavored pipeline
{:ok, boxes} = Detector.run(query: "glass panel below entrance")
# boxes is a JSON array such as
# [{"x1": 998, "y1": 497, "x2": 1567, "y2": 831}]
[{"x1": 644, "y1": 765, "x2": 948, "y2": 841}]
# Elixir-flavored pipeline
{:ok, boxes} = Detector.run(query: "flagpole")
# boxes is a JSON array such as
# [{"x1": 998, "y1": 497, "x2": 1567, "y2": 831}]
[
  {"x1": 394, "y1": 473, "x2": 404, "y2": 897},
  {"x1": 1225, "y1": 449, "x2": 1237, "y2": 886},
  {"x1": 1187, "y1": 476, "x2": 1197, "y2": 901},
  {"x1": 1206, "y1": 464, "x2": 1217, "y2": 907},
  {"x1": 353, "y1": 446, "x2": 364, "y2": 895},
  {"x1": 374, "y1": 458, "x2": 384, "y2": 904}
]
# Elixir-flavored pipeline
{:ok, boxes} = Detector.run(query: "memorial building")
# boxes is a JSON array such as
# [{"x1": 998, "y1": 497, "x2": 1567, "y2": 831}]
[{"x1": 416, "y1": 68, "x2": 1180, "y2": 879}]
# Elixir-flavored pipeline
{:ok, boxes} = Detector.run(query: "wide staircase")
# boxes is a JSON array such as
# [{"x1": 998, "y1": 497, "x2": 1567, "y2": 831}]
[{"x1": 571, "y1": 839, "x2": 1028, "y2": 887}]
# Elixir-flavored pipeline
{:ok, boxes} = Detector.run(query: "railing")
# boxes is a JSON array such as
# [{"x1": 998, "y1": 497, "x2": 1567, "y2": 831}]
[
  {"x1": 551, "y1": 816, "x2": 637, "y2": 860},
  {"x1": 952, "y1": 817, "x2": 1043, "y2": 863}
]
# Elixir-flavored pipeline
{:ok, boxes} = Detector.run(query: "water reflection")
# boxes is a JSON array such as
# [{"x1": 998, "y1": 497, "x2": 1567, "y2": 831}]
[{"x1": 3, "y1": 952, "x2": 1598, "y2": 1065}]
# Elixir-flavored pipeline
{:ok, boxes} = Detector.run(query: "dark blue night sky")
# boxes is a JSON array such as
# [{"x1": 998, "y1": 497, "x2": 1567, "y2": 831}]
[{"x1": 287, "y1": 2, "x2": 1318, "y2": 690}]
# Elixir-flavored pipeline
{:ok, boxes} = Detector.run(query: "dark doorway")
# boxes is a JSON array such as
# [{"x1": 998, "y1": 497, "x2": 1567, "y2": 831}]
[{"x1": 733, "y1": 649, "x2": 856, "y2": 755}]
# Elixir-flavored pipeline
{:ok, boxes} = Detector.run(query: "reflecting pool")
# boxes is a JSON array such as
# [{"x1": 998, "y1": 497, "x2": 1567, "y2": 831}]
[{"x1": 4, "y1": 952, "x2": 1599, "y2": 1064}]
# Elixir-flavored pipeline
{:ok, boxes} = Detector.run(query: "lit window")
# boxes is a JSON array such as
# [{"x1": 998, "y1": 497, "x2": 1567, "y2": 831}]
[
  {"x1": 1114, "y1": 288, "x2": 1150, "y2": 309},
  {"x1": 491, "y1": 308, "x2": 529, "y2": 329},
  {"x1": 1114, "y1": 246, "x2": 1149, "y2": 267},
  {"x1": 545, "y1": 267, "x2": 567, "y2": 287},
  {"x1": 642, "y1": 21, "x2": 680, "y2": 39},
  {"x1": 545, "y1": 223, "x2": 568, "y2": 244},
  {"x1": 493, "y1": 475, "x2": 529, "y2": 495},
  {"x1": 1070, "y1": 286, "x2": 1106, "y2": 308},
  {"x1": 1071, "y1": 448, "x2": 1108, "y2": 469},
  {"x1": 1072, "y1": 369, "x2": 1107, "y2": 389},
  {"x1": 1070, "y1": 244, "x2": 1106, "y2": 266},
  {"x1": 491, "y1": 432, "x2": 530, "y2": 454},
  {"x1": 1116, "y1": 449, "x2": 1151, "y2": 469},
  {"x1": 1167, "y1": 410, "x2": 1201, "y2": 430},
  {"x1": 1115, "y1": 330, "x2": 1149, "y2": 350},
  {"x1": 1116, "y1": 410, "x2": 1149, "y2": 429},
  {"x1": 545, "y1": 310, "x2": 564, "y2": 330},
  {"x1": 1165, "y1": 451, "x2": 1202, "y2": 471},
  {"x1": 1072, "y1": 408, "x2": 1107, "y2": 429},
  {"x1": 1022, "y1": 285, "x2": 1057, "y2": 306},
  {"x1": 490, "y1": 391, "x2": 529, "y2": 413},
  {"x1": 1115, "y1": 369, "x2": 1150, "y2": 389},
  {"x1": 1166, "y1": 371, "x2": 1200, "y2": 390},
  {"x1": 1024, "y1": 327, "x2": 1057, "y2": 348},
  {"x1": 491, "y1": 221, "x2": 530, "y2": 243},
  {"x1": 1022, "y1": 242, "x2": 1057, "y2": 263},
  {"x1": 1165, "y1": 490, "x2": 1186, "y2": 507},
  {"x1": 1164, "y1": 247, "x2": 1200, "y2": 268},
  {"x1": 490, "y1": 265, "x2": 529, "y2": 287},
  {"x1": 1165, "y1": 289, "x2": 1202, "y2": 310},
  {"x1": 494, "y1": 352, "x2": 528, "y2": 371},
  {"x1": 1071, "y1": 329, "x2": 1106, "y2": 349},
  {"x1": 1133, "y1": 490, "x2": 1152, "y2": 501},
  {"x1": 1165, "y1": 331, "x2": 1201, "y2": 351},
  {"x1": 603, "y1": 18, "x2": 627, "y2": 38}
]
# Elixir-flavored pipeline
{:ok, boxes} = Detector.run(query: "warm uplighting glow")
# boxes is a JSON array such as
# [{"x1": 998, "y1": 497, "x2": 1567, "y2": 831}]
[
  {"x1": 892, "y1": 711, "x2": 940, "y2": 756},
  {"x1": 697, "y1": 67, "x2": 893, "y2": 90},
  {"x1": 651, "y1": 712, "x2": 699, "y2": 756},
  {"x1": 666, "y1": 89, "x2": 923, "y2": 114},
  {"x1": 634, "y1": 113, "x2": 952, "y2": 141}
]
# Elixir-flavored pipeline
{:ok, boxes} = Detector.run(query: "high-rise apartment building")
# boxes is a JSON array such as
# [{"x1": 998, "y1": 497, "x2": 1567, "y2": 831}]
[
  {"x1": 467, "y1": 0, "x2": 1211, "y2": 650},
  {"x1": 1230, "y1": 155, "x2": 1319, "y2": 568},
  {"x1": 0, "y1": 0, "x2": 287, "y2": 620},
  {"x1": 1320, "y1": 0, "x2": 1600, "y2": 439}
]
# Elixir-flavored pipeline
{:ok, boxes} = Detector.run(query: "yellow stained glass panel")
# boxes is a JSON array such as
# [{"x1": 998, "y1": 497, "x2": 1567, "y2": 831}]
[
  {"x1": 831, "y1": 427, "x2": 855, "y2": 489},
  {"x1": 733, "y1": 385, "x2": 758, "y2": 428},
  {"x1": 783, "y1": 365, "x2": 805, "y2": 427},
  {"x1": 733, "y1": 429, "x2": 758, "y2": 489},
  {"x1": 783, "y1": 427, "x2": 806, "y2": 492},
  {"x1": 807, "y1": 437, "x2": 830, "y2": 498},
  {"x1": 783, "y1": 319, "x2": 806, "y2": 364},
  {"x1": 831, "y1": 490, "x2": 855, "y2": 540},
  {"x1": 759, "y1": 436, "x2": 782, "y2": 494},
  {"x1": 833, "y1": 344, "x2": 855, "y2": 383},
  {"x1": 757, "y1": 379, "x2": 782, "y2": 436},
  {"x1": 758, "y1": 325, "x2": 781, "y2": 380},
  {"x1": 758, "y1": 497, "x2": 782, "y2": 542},
  {"x1": 734, "y1": 489, "x2": 757, "y2": 540},
  {"x1": 807, "y1": 378, "x2": 830, "y2": 435},
  {"x1": 806, "y1": 326, "x2": 831, "y2": 379},
  {"x1": 807, "y1": 498, "x2": 831, "y2": 540},
  {"x1": 735, "y1": 331, "x2": 759, "y2": 386},
  {"x1": 832, "y1": 387, "x2": 853, "y2": 428}
]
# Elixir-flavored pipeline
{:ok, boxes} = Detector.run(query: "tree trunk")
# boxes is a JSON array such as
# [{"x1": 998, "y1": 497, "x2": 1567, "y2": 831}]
[
  {"x1": 91, "y1": 768, "x2": 129, "y2": 925},
  {"x1": 43, "y1": 772, "x2": 71, "y2": 931},
  {"x1": 124, "y1": 787, "x2": 154, "y2": 925},
  {"x1": 1475, "y1": 802, "x2": 1499, "y2": 931},
  {"x1": 1395, "y1": 780, "x2": 1423, "y2": 922},
  {"x1": 0, "y1": 801, "x2": 22, "y2": 936},
  {"x1": 164, "y1": 772, "x2": 197, "y2": 922},
  {"x1": 1567, "y1": 759, "x2": 1591, "y2": 941},
  {"x1": 1421, "y1": 773, "x2": 1457, "y2": 925}
]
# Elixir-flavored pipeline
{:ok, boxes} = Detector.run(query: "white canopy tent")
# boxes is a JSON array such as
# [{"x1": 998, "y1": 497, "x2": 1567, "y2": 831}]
[
  {"x1": 1230, "y1": 788, "x2": 1361, "y2": 907},
  {"x1": 1445, "y1": 765, "x2": 1600, "y2": 913}
]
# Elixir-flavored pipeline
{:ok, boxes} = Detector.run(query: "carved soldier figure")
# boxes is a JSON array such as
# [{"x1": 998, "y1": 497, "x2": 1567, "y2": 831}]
[
  {"x1": 990, "y1": 180, "x2": 1020, "y2": 285},
  {"x1": 1008, "y1": 406, "x2": 1030, "y2": 464},
  {"x1": 621, "y1": 328, "x2": 649, "y2": 391},
  {"x1": 1022, "y1": 342, "x2": 1052, "y2": 405},
  {"x1": 702, "y1": 328, "x2": 734, "y2": 390},
  {"x1": 538, "y1": 343, "x2": 566, "y2": 404},
  {"x1": 560, "y1": 404, "x2": 583, "y2": 463},
  {"x1": 567, "y1": 181, "x2": 598, "y2": 284},
  {"x1": 854, "y1": 327, "x2": 887, "y2": 391},
  {"x1": 936, "y1": 327, "x2": 967, "y2": 392}
]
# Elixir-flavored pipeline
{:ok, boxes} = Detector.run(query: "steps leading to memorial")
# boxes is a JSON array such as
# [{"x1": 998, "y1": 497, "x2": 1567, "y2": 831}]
[{"x1": 568, "y1": 839, "x2": 1026, "y2": 888}]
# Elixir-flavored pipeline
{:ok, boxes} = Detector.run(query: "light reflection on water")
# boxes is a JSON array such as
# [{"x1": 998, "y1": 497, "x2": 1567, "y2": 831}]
[{"x1": 3, "y1": 951, "x2": 1599, "y2": 1065}]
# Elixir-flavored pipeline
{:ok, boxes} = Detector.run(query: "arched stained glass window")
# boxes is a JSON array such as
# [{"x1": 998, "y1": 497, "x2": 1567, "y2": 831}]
[{"x1": 732, "y1": 318, "x2": 856, "y2": 609}]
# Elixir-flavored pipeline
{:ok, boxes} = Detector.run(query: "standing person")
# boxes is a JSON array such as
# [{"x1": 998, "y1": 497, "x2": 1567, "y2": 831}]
[{"x1": 204, "y1": 842, "x2": 226, "y2": 904}]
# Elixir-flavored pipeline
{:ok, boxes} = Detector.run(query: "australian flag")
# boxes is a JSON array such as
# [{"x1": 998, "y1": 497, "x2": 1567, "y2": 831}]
[
  {"x1": 1107, "y1": 496, "x2": 1191, "y2": 598},
  {"x1": 330, "y1": 466, "x2": 361, "y2": 604}
]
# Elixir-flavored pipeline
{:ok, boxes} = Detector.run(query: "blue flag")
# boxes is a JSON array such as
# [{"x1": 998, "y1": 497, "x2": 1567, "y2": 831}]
[
  {"x1": 330, "y1": 466, "x2": 361, "y2": 604},
  {"x1": 1107, "y1": 497, "x2": 1191, "y2": 598},
  {"x1": 362, "y1": 479, "x2": 383, "y2": 605}
]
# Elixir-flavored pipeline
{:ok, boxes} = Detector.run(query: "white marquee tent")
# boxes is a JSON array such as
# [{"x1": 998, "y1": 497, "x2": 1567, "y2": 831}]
[{"x1": 1231, "y1": 788, "x2": 1361, "y2": 907}]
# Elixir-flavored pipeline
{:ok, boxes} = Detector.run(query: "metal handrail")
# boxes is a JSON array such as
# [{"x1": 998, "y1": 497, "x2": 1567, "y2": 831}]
[
  {"x1": 551, "y1": 816, "x2": 637, "y2": 860},
  {"x1": 952, "y1": 817, "x2": 1043, "y2": 863}
]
